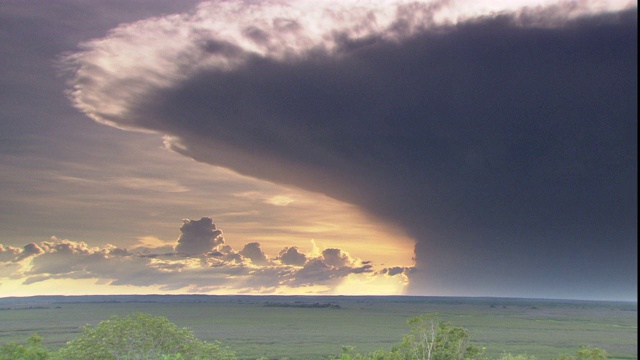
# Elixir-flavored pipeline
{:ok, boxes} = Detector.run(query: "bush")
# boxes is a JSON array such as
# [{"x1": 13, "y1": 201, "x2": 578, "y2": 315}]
[
  {"x1": 0, "y1": 334, "x2": 50, "y2": 360},
  {"x1": 333, "y1": 314, "x2": 486, "y2": 360},
  {"x1": 397, "y1": 314, "x2": 486, "y2": 360},
  {"x1": 553, "y1": 346, "x2": 608, "y2": 360},
  {"x1": 53, "y1": 313, "x2": 236, "y2": 360},
  {"x1": 496, "y1": 353, "x2": 537, "y2": 360}
]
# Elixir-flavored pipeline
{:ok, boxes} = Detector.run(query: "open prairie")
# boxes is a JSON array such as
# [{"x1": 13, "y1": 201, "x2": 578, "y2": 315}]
[{"x1": 0, "y1": 295, "x2": 636, "y2": 360}]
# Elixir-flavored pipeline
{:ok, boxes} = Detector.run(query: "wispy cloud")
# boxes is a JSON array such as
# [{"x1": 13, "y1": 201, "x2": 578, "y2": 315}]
[
  {"x1": 57, "y1": 175, "x2": 189, "y2": 193},
  {"x1": 233, "y1": 191, "x2": 297, "y2": 206}
]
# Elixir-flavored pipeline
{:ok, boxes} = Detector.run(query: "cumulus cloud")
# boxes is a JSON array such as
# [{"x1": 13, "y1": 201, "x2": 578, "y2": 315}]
[
  {"x1": 175, "y1": 217, "x2": 224, "y2": 255},
  {"x1": 383, "y1": 266, "x2": 413, "y2": 277},
  {"x1": 62, "y1": 1, "x2": 637, "y2": 297},
  {"x1": 239, "y1": 242, "x2": 268, "y2": 265},
  {"x1": 0, "y1": 218, "x2": 392, "y2": 293},
  {"x1": 321, "y1": 248, "x2": 351, "y2": 268},
  {"x1": 15, "y1": 243, "x2": 44, "y2": 261},
  {"x1": 26, "y1": 238, "x2": 130, "y2": 280},
  {"x1": 291, "y1": 257, "x2": 373, "y2": 287},
  {"x1": 131, "y1": 236, "x2": 176, "y2": 256},
  {"x1": 0, "y1": 244, "x2": 20, "y2": 262},
  {"x1": 215, "y1": 244, "x2": 243, "y2": 264},
  {"x1": 278, "y1": 246, "x2": 307, "y2": 266}
]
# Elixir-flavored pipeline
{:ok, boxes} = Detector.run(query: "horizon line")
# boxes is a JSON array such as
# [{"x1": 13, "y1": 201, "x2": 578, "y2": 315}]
[{"x1": 0, "y1": 293, "x2": 636, "y2": 304}]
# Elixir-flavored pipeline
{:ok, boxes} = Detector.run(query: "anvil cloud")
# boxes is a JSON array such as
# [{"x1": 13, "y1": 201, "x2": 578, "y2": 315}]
[{"x1": 58, "y1": 0, "x2": 638, "y2": 299}]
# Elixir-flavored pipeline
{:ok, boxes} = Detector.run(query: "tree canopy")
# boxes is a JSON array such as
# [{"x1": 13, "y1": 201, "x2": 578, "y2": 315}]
[
  {"x1": 332, "y1": 315, "x2": 610, "y2": 360},
  {"x1": 53, "y1": 313, "x2": 236, "y2": 360}
]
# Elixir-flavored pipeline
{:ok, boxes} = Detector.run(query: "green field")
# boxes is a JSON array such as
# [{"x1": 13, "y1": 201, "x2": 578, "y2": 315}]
[{"x1": 0, "y1": 295, "x2": 636, "y2": 360}]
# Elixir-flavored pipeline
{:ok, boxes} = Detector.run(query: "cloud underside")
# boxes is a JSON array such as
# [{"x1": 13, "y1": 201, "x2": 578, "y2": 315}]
[
  {"x1": 64, "y1": 1, "x2": 637, "y2": 295},
  {"x1": 0, "y1": 218, "x2": 409, "y2": 293}
]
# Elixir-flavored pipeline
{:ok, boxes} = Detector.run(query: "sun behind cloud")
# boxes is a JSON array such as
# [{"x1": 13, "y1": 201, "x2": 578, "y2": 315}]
[{"x1": 0, "y1": 206, "x2": 415, "y2": 295}]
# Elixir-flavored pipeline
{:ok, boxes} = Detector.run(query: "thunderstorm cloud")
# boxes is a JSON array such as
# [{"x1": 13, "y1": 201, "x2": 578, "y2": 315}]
[{"x1": 61, "y1": 1, "x2": 637, "y2": 297}]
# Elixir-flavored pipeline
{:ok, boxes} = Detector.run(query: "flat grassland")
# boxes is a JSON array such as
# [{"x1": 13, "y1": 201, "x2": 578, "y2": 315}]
[{"x1": 0, "y1": 295, "x2": 636, "y2": 360}]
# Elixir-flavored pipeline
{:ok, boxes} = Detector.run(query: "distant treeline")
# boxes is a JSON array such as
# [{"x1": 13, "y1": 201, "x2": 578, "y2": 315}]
[
  {"x1": 0, "y1": 306, "x2": 50, "y2": 311},
  {"x1": 263, "y1": 301, "x2": 341, "y2": 309}
]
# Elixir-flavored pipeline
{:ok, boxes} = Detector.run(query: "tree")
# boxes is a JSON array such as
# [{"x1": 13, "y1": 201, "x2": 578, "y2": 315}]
[
  {"x1": 398, "y1": 314, "x2": 485, "y2": 360},
  {"x1": 553, "y1": 346, "x2": 608, "y2": 360},
  {"x1": 333, "y1": 314, "x2": 485, "y2": 360},
  {"x1": 0, "y1": 333, "x2": 50, "y2": 360},
  {"x1": 496, "y1": 353, "x2": 537, "y2": 360},
  {"x1": 53, "y1": 313, "x2": 236, "y2": 360},
  {"x1": 576, "y1": 346, "x2": 608, "y2": 360}
]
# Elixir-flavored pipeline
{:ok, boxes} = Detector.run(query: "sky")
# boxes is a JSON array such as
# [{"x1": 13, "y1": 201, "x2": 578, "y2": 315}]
[{"x1": 0, "y1": 0, "x2": 636, "y2": 301}]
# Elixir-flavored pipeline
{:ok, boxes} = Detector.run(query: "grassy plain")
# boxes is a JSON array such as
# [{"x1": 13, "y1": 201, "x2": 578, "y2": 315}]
[{"x1": 0, "y1": 295, "x2": 636, "y2": 360}]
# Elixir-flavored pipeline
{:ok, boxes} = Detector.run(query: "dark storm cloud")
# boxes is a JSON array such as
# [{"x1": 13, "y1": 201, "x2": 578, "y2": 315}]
[
  {"x1": 175, "y1": 217, "x2": 224, "y2": 255},
  {"x1": 0, "y1": 0, "x2": 202, "y2": 143},
  {"x1": 154, "y1": 12, "x2": 638, "y2": 297},
  {"x1": 66, "y1": 3, "x2": 637, "y2": 298}
]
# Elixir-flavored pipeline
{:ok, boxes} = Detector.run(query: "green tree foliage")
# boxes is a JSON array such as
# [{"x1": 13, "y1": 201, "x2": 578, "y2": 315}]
[
  {"x1": 334, "y1": 314, "x2": 486, "y2": 360},
  {"x1": 332, "y1": 316, "x2": 612, "y2": 360},
  {"x1": 0, "y1": 333, "x2": 50, "y2": 360},
  {"x1": 52, "y1": 313, "x2": 236, "y2": 360},
  {"x1": 576, "y1": 346, "x2": 608, "y2": 360},
  {"x1": 1, "y1": 313, "x2": 613, "y2": 360},
  {"x1": 496, "y1": 353, "x2": 537, "y2": 360},
  {"x1": 553, "y1": 346, "x2": 608, "y2": 360},
  {"x1": 396, "y1": 314, "x2": 486, "y2": 360}
]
